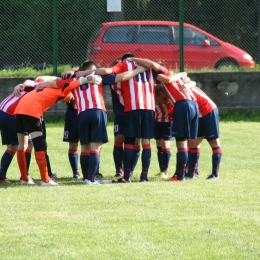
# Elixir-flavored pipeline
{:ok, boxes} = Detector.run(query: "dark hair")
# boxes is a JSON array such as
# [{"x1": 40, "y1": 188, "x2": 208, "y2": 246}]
[
  {"x1": 155, "y1": 84, "x2": 167, "y2": 96},
  {"x1": 79, "y1": 60, "x2": 97, "y2": 71},
  {"x1": 121, "y1": 52, "x2": 135, "y2": 61}
]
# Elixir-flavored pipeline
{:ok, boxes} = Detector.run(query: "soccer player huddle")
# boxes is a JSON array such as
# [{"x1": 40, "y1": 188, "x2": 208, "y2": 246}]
[{"x1": 0, "y1": 53, "x2": 222, "y2": 185}]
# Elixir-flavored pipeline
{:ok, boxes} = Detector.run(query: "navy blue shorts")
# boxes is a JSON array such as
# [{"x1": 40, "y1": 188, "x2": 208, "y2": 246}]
[
  {"x1": 172, "y1": 100, "x2": 198, "y2": 139},
  {"x1": 113, "y1": 114, "x2": 125, "y2": 136},
  {"x1": 63, "y1": 106, "x2": 79, "y2": 142},
  {"x1": 198, "y1": 107, "x2": 220, "y2": 141},
  {"x1": 0, "y1": 110, "x2": 18, "y2": 145},
  {"x1": 78, "y1": 109, "x2": 108, "y2": 145},
  {"x1": 124, "y1": 110, "x2": 155, "y2": 139},
  {"x1": 154, "y1": 121, "x2": 174, "y2": 141},
  {"x1": 16, "y1": 114, "x2": 42, "y2": 134}
]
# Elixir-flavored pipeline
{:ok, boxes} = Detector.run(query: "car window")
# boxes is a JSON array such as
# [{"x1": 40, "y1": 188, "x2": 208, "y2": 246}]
[
  {"x1": 174, "y1": 26, "x2": 220, "y2": 46},
  {"x1": 137, "y1": 26, "x2": 171, "y2": 44},
  {"x1": 102, "y1": 26, "x2": 136, "y2": 43}
]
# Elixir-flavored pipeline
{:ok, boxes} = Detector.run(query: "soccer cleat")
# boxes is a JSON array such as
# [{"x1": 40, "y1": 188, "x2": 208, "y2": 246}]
[
  {"x1": 114, "y1": 172, "x2": 123, "y2": 178},
  {"x1": 207, "y1": 174, "x2": 219, "y2": 179},
  {"x1": 169, "y1": 175, "x2": 185, "y2": 182},
  {"x1": 118, "y1": 178, "x2": 131, "y2": 183},
  {"x1": 41, "y1": 179, "x2": 58, "y2": 186},
  {"x1": 95, "y1": 172, "x2": 103, "y2": 179},
  {"x1": 185, "y1": 175, "x2": 196, "y2": 180},
  {"x1": 21, "y1": 179, "x2": 35, "y2": 185},
  {"x1": 185, "y1": 173, "x2": 196, "y2": 179},
  {"x1": 163, "y1": 172, "x2": 168, "y2": 179},
  {"x1": 82, "y1": 179, "x2": 100, "y2": 185},
  {"x1": 0, "y1": 179, "x2": 8, "y2": 183},
  {"x1": 156, "y1": 171, "x2": 168, "y2": 179},
  {"x1": 49, "y1": 173, "x2": 60, "y2": 179},
  {"x1": 140, "y1": 178, "x2": 149, "y2": 182},
  {"x1": 73, "y1": 173, "x2": 80, "y2": 179}
]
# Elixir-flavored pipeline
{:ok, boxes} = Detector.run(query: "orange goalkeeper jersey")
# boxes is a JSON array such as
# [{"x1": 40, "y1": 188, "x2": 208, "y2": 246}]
[{"x1": 14, "y1": 88, "x2": 65, "y2": 119}]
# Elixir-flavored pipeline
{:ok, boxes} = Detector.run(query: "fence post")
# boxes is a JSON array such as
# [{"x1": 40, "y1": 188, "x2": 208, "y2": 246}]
[
  {"x1": 53, "y1": 0, "x2": 58, "y2": 75},
  {"x1": 179, "y1": 0, "x2": 184, "y2": 72},
  {"x1": 258, "y1": 1, "x2": 260, "y2": 64}
]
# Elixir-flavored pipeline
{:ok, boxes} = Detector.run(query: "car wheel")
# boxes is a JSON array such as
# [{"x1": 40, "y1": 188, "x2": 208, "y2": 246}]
[{"x1": 216, "y1": 60, "x2": 239, "y2": 69}]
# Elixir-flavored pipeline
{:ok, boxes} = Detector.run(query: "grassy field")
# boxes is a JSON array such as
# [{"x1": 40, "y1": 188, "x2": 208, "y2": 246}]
[{"x1": 0, "y1": 117, "x2": 260, "y2": 260}]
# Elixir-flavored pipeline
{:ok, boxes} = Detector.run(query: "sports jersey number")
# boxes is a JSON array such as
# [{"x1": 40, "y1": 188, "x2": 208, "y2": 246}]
[
  {"x1": 114, "y1": 124, "x2": 119, "y2": 133},
  {"x1": 79, "y1": 84, "x2": 89, "y2": 91},
  {"x1": 135, "y1": 71, "x2": 149, "y2": 83}
]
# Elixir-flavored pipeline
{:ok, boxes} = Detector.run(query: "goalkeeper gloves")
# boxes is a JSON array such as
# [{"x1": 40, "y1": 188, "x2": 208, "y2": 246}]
[{"x1": 78, "y1": 74, "x2": 102, "y2": 85}]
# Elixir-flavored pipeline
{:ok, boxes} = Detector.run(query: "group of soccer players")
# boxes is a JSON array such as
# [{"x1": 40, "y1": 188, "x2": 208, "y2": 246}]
[{"x1": 0, "y1": 52, "x2": 222, "y2": 185}]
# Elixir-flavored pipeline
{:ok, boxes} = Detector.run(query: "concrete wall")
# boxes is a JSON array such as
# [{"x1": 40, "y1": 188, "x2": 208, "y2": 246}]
[
  {"x1": 1, "y1": 71, "x2": 260, "y2": 115},
  {"x1": 188, "y1": 71, "x2": 260, "y2": 111}
]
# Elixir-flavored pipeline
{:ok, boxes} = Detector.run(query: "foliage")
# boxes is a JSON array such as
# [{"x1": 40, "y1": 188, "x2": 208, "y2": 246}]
[
  {"x1": 1, "y1": 64, "x2": 260, "y2": 78},
  {"x1": 0, "y1": 0, "x2": 259, "y2": 69}
]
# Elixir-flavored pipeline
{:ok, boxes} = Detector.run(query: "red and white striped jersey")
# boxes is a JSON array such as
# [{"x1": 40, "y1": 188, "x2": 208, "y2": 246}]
[
  {"x1": 72, "y1": 82, "x2": 106, "y2": 114},
  {"x1": 0, "y1": 92, "x2": 27, "y2": 116},
  {"x1": 191, "y1": 88, "x2": 216, "y2": 117},
  {"x1": 56, "y1": 77, "x2": 107, "y2": 114},
  {"x1": 111, "y1": 82, "x2": 124, "y2": 106},
  {"x1": 164, "y1": 80, "x2": 196, "y2": 104},
  {"x1": 112, "y1": 60, "x2": 155, "y2": 112},
  {"x1": 155, "y1": 101, "x2": 174, "y2": 122}
]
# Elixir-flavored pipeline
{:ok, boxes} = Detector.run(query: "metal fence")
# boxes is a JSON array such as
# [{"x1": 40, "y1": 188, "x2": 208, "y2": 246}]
[{"x1": 0, "y1": 0, "x2": 259, "y2": 73}]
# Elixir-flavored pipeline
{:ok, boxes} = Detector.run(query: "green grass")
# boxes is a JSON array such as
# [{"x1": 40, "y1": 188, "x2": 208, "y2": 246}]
[
  {"x1": 1, "y1": 64, "x2": 260, "y2": 78},
  {"x1": 0, "y1": 117, "x2": 260, "y2": 259},
  {"x1": 0, "y1": 65, "x2": 74, "y2": 78}
]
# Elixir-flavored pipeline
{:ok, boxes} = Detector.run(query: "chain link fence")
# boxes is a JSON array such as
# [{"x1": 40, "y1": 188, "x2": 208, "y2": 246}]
[{"x1": 0, "y1": 0, "x2": 259, "y2": 72}]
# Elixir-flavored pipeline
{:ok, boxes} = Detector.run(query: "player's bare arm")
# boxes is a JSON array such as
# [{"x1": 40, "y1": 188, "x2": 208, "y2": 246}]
[
  {"x1": 126, "y1": 57, "x2": 162, "y2": 71},
  {"x1": 156, "y1": 72, "x2": 187, "y2": 84},
  {"x1": 61, "y1": 67, "x2": 79, "y2": 79},
  {"x1": 114, "y1": 66, "x2": 146, "y2": 83},
  {"x1": 13, "y1": 83, "x2": 23, "y2": 97},
  {"x1": 35, "y1": 81, "x2": 59, "y2": 90}
]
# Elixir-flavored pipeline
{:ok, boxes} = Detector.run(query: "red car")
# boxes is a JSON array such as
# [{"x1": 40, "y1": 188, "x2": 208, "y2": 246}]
[{"x1": 87, "y1": 20, "x2": 255, "y2": 69}]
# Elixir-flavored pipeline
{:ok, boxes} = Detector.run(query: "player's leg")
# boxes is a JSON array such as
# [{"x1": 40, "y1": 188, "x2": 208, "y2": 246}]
[
  {"x1": 80, "y1": 144, "x2": 90, "y2": 181},
  {"x1": 160, "y1": 121, "x2": 174, "y2": 178},
  {"x1": 0, "y1": 144, "x2": 17, "y2": 182},
  {"x1": 154, "y1": 121, "x2": 164, "y2": 175},
  {"x1": 63, "y1": 106, "x2": 80, "y2": 178},
  {"x1": 122, "y1": 111, "x2": 141, "y2": 182},
  {"x1": 170, "y1": 101, "x2": 195, "y2": 181},
  {"x1": 139, "y1": 110, "x2": 155, "y2": 182},
  {"x1": 16, "y1": 114, "x2": 33, "y2": 183},
  {"x1": 187, "y1": 137, "x2": 203, "y2": 178},
  {"x1": 0, "y1": 113, "x2": 18, "y2": 182},
  {"x1": 207, "y1": 138, "x2": 222, "y2": 179},
  {"x1": 140, "y1": 138, "x2": 151, "y2": 182},
  {"x1": 69, "y1": 142, "x2": 80, "y2": 178},
  {"x1": 200, "y1": 107, "x2": 222, "y2": 179},
  {"x1": 113, "y1": 116, "x2": 125, "y2": 178},
  {"x1": 79, "y1": 109, "x2": 108, "y2": 184}
]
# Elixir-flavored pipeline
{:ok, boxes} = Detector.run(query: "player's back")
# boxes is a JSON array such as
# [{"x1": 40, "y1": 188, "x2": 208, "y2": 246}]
[
  {"x1": 0, "y1": 92, "x2": 27, "y2": 116},
  {"x1": 191, "y1": 87, "x2": 216, "y2": 117},
  {"x1": 155, "y1": 101, "x2": 174, "y2": 122},
  {"x1": 72, "y1": 83, "x2": 106, "y2": 114},
  {"x1": 112, "y1": 60, "x2": 155, "y2": 112},
  {"x1": 14, "y1": 88, "x2": 63, "y2": 119}
]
